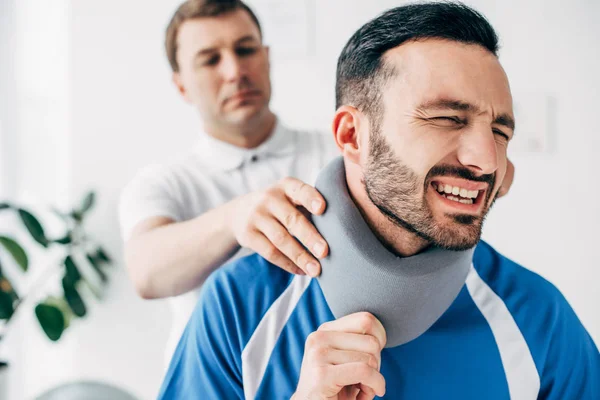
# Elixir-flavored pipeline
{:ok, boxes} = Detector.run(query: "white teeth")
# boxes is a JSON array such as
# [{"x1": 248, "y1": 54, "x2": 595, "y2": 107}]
[
  {"x1": 435, "y1": 183, "x2": 481, "y2": 201},
  {"x1": 443, "y1": 194, "x2": 474, "y2": 205}
]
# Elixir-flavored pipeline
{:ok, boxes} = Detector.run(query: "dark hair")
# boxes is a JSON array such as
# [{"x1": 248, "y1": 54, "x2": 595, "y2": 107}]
[
  {"x1": 335, "y1": 2, "x2": 499, "y2": 118},
  {"x1": 165, "y1": 0, "x2": 262, "y2": 72}
]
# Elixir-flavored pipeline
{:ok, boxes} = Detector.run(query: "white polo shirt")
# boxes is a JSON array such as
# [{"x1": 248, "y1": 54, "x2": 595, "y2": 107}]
[{"x1": 118, "y1": 119, "x2": 338, "y2": 364}]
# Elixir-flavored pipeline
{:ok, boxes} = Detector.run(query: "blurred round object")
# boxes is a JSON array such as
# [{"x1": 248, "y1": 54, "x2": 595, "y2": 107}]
[{"x1": 35, "y1": 381, "x2": 138, "y2": 400}]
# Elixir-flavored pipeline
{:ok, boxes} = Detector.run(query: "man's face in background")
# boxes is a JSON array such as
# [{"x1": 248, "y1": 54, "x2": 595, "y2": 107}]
[
  {"x1": 173, "y1": 9, "x2": 272, "y2": 128},
  {"x1": 362, "y1": 39, "x2": 515, "y2": 250}
]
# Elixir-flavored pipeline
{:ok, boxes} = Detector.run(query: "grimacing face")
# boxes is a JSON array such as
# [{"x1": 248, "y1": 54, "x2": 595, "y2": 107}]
[
  {"x1": 362, "y1": 39, "x2": 515, "y2": 250},
  {"x1": 173, "y1": 9, "x2": 272, "y2": 127}
]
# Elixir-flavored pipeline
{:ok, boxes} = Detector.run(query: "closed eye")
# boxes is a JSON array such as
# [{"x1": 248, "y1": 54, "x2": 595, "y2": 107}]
[
  {"x1": 431, "y1": 116, "x2": 465, "y2": 125},
  {"x1": 493, "y1": 129, "x2": 510, "y2": 141}
]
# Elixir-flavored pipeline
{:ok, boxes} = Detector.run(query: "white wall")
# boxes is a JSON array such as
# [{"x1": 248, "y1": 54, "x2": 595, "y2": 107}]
[{"x1": 3, "y1": 0, "x2": 599, "y2": 399}]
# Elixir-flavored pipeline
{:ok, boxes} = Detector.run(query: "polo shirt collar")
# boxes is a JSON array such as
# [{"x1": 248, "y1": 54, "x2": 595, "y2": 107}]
[{"x1": 194, "y1": 118, "x2": 296, "y2": 172}]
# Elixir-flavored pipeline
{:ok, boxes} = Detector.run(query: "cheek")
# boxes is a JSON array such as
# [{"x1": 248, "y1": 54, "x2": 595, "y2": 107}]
[
  {"x1": 187, "y1": 72, "x2": 220, "y2": 100},
  {"x1": 493, "y1": 143, "x2": 508, "y2": 188}
]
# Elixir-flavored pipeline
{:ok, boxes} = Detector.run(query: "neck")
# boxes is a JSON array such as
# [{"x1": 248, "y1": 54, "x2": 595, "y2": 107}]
[
  {"x1": 345, "y1": 161, "x2": 430, "y2": 257},
  {"x1": 203, "y1": 110, "x2": 276, "y2": 149}
]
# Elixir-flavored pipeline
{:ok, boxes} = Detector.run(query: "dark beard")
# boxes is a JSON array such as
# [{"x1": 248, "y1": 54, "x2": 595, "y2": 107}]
[{"x1": 363, "y1": 127, "x2": 496, "y2": 251}]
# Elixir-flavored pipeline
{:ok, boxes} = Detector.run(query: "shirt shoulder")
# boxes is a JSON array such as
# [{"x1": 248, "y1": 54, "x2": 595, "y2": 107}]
[
  {"x1": 473, "y1": 241, "x2": 564, "y2": 306},
  {"x1": 118, "y1": 155, "x2": 215, "y2": 240},
  {"x1": 202, "y1": 253, "x2": 297, "y2": 347},
  {"x1": 158, "y1": 255, "x2": 299, "y2": 399},
  {"x1": 473, "y1": 241, "x2": 600, "y2": 399}
]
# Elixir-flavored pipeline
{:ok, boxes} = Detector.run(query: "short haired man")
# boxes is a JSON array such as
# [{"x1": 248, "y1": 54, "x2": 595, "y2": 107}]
[
  {"x1": 158, "y1": 2, "x2": 599, "y2": 399},
  {"x1": 119, "y1": 0, "x2": 340, "y2": 362}
]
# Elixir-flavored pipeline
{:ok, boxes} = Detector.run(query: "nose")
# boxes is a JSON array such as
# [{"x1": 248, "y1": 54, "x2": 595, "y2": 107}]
[
  {"x1": 220, "y1": 51, "x2": 246, "y2": 82},
  {"x1": 456, "y1": 124, "x2": 499, "y2": 175}
]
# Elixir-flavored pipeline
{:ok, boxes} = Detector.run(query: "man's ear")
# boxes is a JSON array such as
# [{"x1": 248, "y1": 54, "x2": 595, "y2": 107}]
[
  {"x1": 332, "y1": 105, "x2": 363, "y2": 165},
  {"x1": 172, "y1": 72, "x2": 192, "y2": 103}
]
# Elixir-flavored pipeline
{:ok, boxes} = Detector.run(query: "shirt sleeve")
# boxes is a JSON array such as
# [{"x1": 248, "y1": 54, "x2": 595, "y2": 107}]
[
  {"x1": 157, "y1": 267, "x2": 245, "y2": 400},
  {"x1": 539, "y1": 296, "x2": 600, "y2": 399},
  {"x1": 118, "y1": 164, "x2": 183, "y2": 241}
]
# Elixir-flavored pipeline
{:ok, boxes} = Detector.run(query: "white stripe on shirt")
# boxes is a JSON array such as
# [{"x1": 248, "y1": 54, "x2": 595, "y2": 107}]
[
  {"x1": 466, "y1": 264, "x2": 540, "y2": 399},
  {"x1": 242, "y1": 275, "x2": 313, "y2": 400}
]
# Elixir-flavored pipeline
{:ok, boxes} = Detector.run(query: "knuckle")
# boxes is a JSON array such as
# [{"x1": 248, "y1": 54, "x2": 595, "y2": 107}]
[
  {"x1": 291, "y1": 180, "x2": 306, "y2": 194},
  {"x1": 294, "y1": 251, "x2": 308, "y2": 267},
  {"x1": 263, "y1": 187, "x2": 280, "y2": 201},
  {"x1": 271, "y1": 229, "x2": 288, "y2": 247},
  {"x1": 317, "y1": 320, "x2": 332, "y2": 332},
  {"x1": 283, "y1": 210, "x2": 302, "y2": 228},
  {"x1": 365, "y1": 335, "x2": 380, "y2": 353},
  {"x1": 306, "y1": 331, "x2": 324, "y2": 348},
  {"x1": 313, "y1": 345, "x2": 330, "y2": 362},
  {"x1": 366, "y1": 354, "x2": 378, "y2": 369},
  {"x1": 358, "y1": 312, "x2": 376, "y2": 333},
  {"x1": 262, "y1": 246, "x2": 278, "y2": 261}
]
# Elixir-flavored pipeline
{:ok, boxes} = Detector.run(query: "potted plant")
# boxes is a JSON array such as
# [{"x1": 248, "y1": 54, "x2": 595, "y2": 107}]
[{"x1": 0, "y1": 191, "x2": 111, "y2": 398}]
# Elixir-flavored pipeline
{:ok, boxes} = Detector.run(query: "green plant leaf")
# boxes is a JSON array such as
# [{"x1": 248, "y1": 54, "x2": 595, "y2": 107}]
[
  {"x1": 95, "y1": 247, "x2": 111, "y2": 264},
  {"x1": 35, "y1": 302, "x2": 66, "y2": 341},
  {"x1": 0, "y1": 203, "x2": 10, "y2": 210},
  {"x1": 53, "y1": 234, "x2": 72, "y2": 245},
  {"x1": 62, "y1": 277, "x2": 87, "y2": 317},
  {"x1": 0, "y1": 290, "x2": 13, "y2": 319},
  {"x1": 87, "y1": 254, "x2": 107, "y2": 283},
  {"x1": 0, "y1": 236, "x2": 28, "y2": 271},
  {"x1": 64, "y1": 255, "x2": 81, "y2": 283},
  {"x1": 80, "y1": 191, "x2": 95, "y2": 214},
  {"x1": 70, "y1": 210, "x2": 83, "y2": 223},
  {"x1": 81, "y1": 278, "x2": 103, "y2": 301},
  {"x1": 17, "y1": 209, "x2": 48, "y2": 247}
]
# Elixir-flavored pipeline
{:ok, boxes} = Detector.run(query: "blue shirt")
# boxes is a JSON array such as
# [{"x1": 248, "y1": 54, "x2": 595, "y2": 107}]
[{"x1": 158, "y1": 241, "x2": 600, "y2": 399}]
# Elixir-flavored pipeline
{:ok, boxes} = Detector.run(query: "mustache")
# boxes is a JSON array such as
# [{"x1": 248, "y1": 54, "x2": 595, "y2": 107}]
[{"x1": 426, "y1": 165, "x2": 495, "y2": 187}]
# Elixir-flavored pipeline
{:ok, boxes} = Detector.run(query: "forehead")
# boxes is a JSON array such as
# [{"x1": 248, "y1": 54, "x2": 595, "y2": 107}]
[
  {"x1": 383, "y1": 39, "x2": 513, "y2": 113},
  {"x1": 176, "y1": 9, "x2": 261, "y2": 53}
]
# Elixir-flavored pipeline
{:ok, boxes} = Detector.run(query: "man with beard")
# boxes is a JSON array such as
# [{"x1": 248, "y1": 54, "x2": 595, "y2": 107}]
[{"x1": 158, "y1": 3, "x2": 599, "y2": 399}]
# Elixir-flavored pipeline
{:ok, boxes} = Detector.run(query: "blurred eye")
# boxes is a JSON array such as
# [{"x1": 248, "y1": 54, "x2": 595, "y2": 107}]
[
  {"x1": 203, "y1": 55, "x2": 220, "y2": 66},
  {"x1": 236, "y1": 47, "x2": 258, "y2": 57}
]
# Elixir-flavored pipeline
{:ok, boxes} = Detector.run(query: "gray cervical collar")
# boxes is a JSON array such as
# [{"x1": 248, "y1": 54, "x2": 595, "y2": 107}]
[{"x1": 313, "y1": 157, "x2": 474, "y2": 348}]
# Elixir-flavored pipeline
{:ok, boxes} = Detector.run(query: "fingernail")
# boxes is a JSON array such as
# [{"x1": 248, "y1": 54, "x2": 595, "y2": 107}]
[
  {"x1": 306, "y1": 262, "x2": 320, "y2": 277},
  {"x1": 313, "y1": 242, "x2": 325, "y2": 257},
  {"x1": 311, "y1": 200, "x2": 321, "y2": 212}
]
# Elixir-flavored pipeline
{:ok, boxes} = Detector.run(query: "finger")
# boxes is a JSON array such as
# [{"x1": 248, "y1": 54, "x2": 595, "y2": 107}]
[
  {"x1": 307, "y1": 331, "x2": 382, "y2": 367},
  {"x1": 278, "y1": 177, "x2": 327, "y2": 215},
  {"x1": 317, "y1": 349, "x2": 379, "y2": 371},
  {"x1": 269, "y1": 195, "x2": 328, "y2": 260},
  {"x1": 318, "y1": 312, "x2": 387, "y2": 350},
  {"x1": 356, "y1": 384, "x2": 377, "y2": 400},
  {"x1": 255, "y1": 216, "x2": 320, "y2": 276},
  {"x1": 329, "y1": 363, "x2": 386, "y2": 398},
  {"x1": 498, "y1": 158, "x2": 514, "y2": 198},
  {"x1": 248, "y1": 229, "x2": 305, "y2": 275}
]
